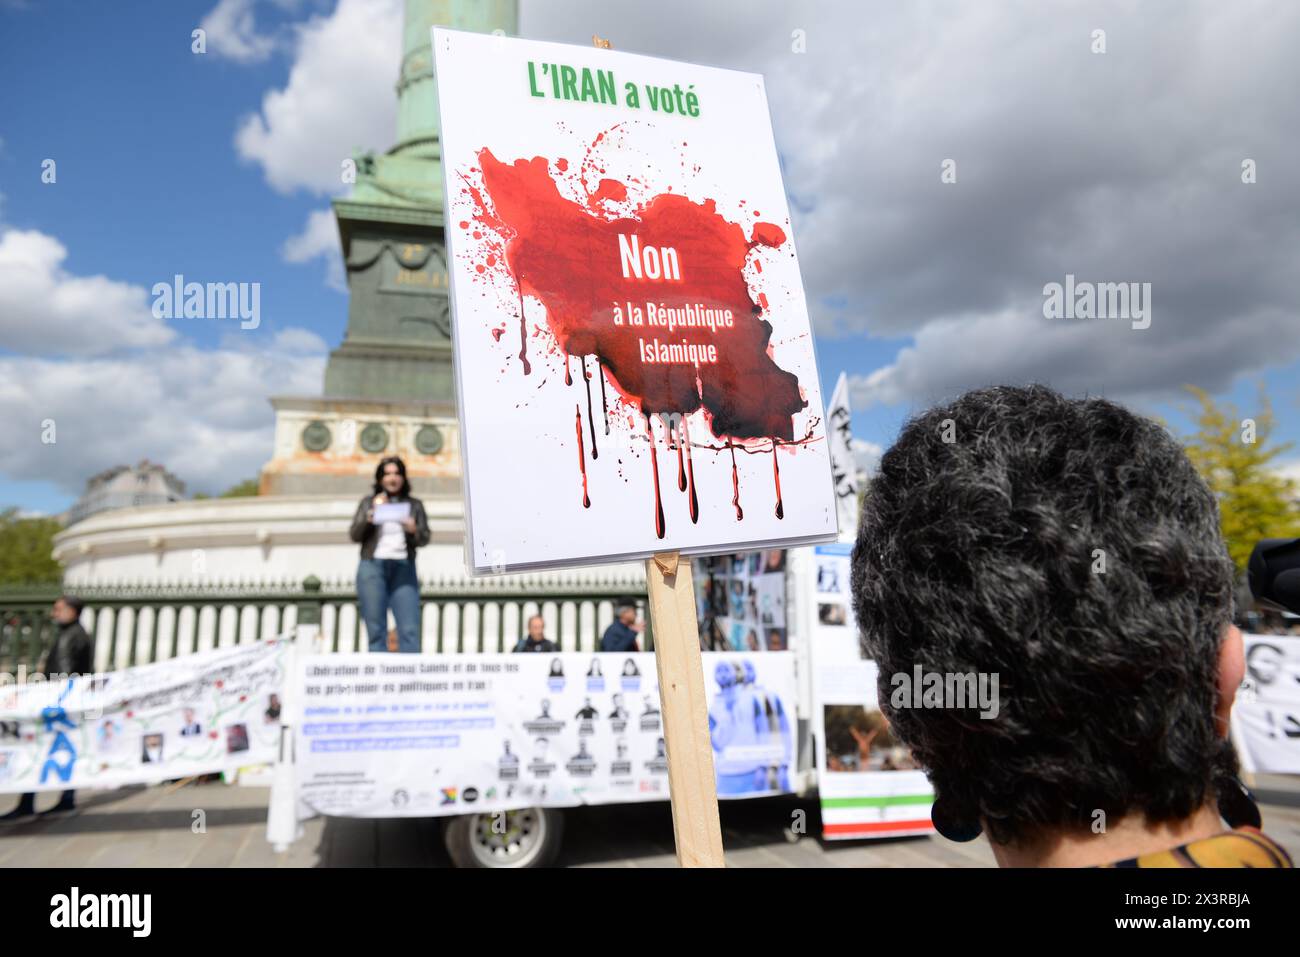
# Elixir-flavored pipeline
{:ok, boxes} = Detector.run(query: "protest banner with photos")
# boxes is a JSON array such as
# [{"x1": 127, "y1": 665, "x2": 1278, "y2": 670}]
[
  {"x1": 694, "y1": 551, "x2": 790, "y2": 652},
  {"x1": 0, "y1": 641, "x2": 287, "y2": 794},
  {"x1": 1233, "y1": 634, "x2": 1300, "y2": 774},
  {"x1": 804, "y1": 543, "x2": 935, "y2": 839},
  {"x1": 294, "y1": 651, "x2": 795, "y2": 817}
]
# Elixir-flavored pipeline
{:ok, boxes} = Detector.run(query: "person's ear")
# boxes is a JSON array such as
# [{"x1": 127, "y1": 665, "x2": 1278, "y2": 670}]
[{"x1": 1215, "y1": 624, "x2": 1245, "y2": 738}]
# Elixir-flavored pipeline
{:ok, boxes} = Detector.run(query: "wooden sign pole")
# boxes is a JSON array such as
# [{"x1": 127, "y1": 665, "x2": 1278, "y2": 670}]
[
  {"x1": 591, "y1": 32, "x2": 723, "y2": 868},
  {"x1": 646, "y1": 550, "x2": 726, "y2": 867}
]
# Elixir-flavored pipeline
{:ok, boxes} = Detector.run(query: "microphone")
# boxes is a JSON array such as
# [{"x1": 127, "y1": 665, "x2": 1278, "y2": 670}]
[{"x1": 1247, "y1": 538, "x2": 1300, "y2": 615}]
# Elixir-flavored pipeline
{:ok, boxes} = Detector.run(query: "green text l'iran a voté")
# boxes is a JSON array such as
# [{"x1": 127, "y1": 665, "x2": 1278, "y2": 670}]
[{"x1": 527, "y1": 61, "x2": 701, "y2": 116}]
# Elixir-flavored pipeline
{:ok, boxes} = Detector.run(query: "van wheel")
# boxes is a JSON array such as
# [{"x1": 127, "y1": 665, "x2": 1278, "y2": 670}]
[{"x1": 442, "y1": 807, "x2": 564, "y2": 868}]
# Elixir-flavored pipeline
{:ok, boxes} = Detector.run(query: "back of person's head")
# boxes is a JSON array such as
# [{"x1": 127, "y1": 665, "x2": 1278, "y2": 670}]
[{"x1": 851, "y1": 384, "x2": 1237, "y2": 847}]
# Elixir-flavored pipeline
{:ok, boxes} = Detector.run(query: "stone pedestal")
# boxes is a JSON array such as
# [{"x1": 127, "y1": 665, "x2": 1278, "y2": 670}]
[
  {"x1": 260, "y1": 396, "x2": 460, "y2": 498},
  {"x1": 323, "y1": 205, "x2": 453, "y2": 402}
]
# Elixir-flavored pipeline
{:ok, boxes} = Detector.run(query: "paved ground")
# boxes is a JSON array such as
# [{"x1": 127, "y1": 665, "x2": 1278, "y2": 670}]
[{"x1": 2, "y1": 777, "x2": 1297, "y2": 867}]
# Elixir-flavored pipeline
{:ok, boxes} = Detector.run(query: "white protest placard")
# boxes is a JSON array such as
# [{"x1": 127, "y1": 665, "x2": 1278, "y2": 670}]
[
  {"x1": 826, "y1": 372, "x2": 860, "y2": 539},
  {"x1": 433, "y1": 28, "x2": 837, "y2": 574}
]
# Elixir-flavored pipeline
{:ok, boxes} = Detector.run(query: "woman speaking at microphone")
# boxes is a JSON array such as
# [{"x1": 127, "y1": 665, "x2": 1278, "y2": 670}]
[{"x1": 350, "y1": 456, "x2": 431, "y2": 653}]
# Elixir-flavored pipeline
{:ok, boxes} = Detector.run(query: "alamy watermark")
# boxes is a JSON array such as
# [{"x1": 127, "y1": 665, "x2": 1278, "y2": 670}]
[
  {"x1": 50, "y1": 887, "x2": 151, "y2": 937},
  {"x1": 151, "y1": 274, "x2": 260, "y2": 329},
  {"x1": 1043, "y1": 274, "x2": 1151, "y2": 330},
  {"x1": 1, "y1": 669, "x2": 108, "y2": 720},
  {"x1": 890, "y1": 665, "x2": 1000, "y2": 719}
]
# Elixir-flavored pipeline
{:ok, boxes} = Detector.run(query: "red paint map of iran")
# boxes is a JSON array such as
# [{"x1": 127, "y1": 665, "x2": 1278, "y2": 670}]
[{"x1": 464, "y1": 148, "x2": 807, "y2": 442}]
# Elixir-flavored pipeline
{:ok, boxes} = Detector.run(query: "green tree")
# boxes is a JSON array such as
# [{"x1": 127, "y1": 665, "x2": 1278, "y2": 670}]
[
  {"x1": 218, "y1": 478, "x2": 260, "y2": 498},
  {"x1": 0, "y1": 508, "x2": 64, "y2": 584},
  {"x1": 194, "y1": 478, "x2": 260, "y2": 500},
  {"x1": 1181, "y1": 386, "x2": 1300, "y2": 577}
]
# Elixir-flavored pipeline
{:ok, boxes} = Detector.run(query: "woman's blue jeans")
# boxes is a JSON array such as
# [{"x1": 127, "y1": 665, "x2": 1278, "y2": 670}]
[{"x1": 357, "y1": 558, "x2": 421, "y2": 653}]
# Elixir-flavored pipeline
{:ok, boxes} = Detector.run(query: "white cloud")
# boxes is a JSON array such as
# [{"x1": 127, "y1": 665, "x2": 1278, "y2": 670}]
[
  {"x1": 0, "y1": 228, "x2": 327, "y2": 496},
  {"x1": 0, "y1": 229, "x2": 175, "y2": 356},
  {"x1": 527, "y1": 1, "x2": 1300, "y2": 411},
  {"x1": 1274, "y1": 459, "x2": 1300, "y2": 488},
  {"x1": 282, "y1": 208, "x2": 346, "y2": 291},
  {"x1": 0, "y1": 336, "x2": 326, "y2": 498},
  {"x1": 266, "y1": 326, "x2": 329, "y2": 355},
  {"x1": 850, "y1": 437, "x2": 883, "y2": 477},
  {"x1": 234, "y1": 0, "x2": 402, "y2": 194},
  {"x1": 850, "y1": 299, "x2": 1300, "y2": 412},
  {"x1": 199, "y1": 0, "x2": 277, "y2": 63}
]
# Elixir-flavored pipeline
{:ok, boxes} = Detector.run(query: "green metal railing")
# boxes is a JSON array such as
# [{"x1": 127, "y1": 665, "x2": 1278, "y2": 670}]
[
  {"x1": 0, "y1": 584, "x2": 60, "y2": 675},
  {"x1": 0, "y1": 576, "x2": 649, "y2": 674}
]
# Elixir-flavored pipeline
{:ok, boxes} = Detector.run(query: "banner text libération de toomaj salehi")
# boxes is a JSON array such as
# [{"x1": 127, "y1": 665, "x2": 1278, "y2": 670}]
[{"x1": 296, "y1": 651, "x2": 795, "y2": 818}]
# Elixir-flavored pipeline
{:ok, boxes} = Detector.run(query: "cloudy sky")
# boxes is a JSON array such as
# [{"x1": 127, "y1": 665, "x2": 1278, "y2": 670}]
[{"x1": 0, "y1": 0, "x2": 1297, "y2": 513}]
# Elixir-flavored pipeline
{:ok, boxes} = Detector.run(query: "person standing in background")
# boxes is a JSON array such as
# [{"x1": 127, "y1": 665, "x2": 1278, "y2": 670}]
[
  {"x1": 513, "y1": 615, "x2": 557, "y2": 653},
  {"x1": 600, "y1": 604, "x2": 643, "y2": 652},
  {"x1": 350, "y1": 456, "x2": 431, "y2": 654},
  {"x1": 0, "y1": 596, "x2": 93, "y2": 823}
]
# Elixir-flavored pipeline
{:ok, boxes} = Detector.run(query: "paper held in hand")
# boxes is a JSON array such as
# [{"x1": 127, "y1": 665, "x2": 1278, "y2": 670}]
[{"x1": 372, "y1": 502, "x2": 411, "y2": 524}]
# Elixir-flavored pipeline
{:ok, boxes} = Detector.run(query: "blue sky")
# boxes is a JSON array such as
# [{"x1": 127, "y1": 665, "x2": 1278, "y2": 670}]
[
  {"x1": 0, "y1": 1, "x2": 344, "y2": 352},
  {"x1": 1, "y1": 0, "x2": 1297, "y2": 516}
]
